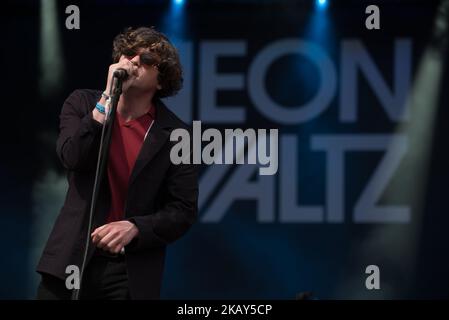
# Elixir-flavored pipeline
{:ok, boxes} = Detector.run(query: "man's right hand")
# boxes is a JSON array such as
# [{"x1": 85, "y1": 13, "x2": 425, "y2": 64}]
[
  {"x1": 104, "y1": 56, "x2": 138, "y2": 95},
  {"x1": 92, "y1": 56, "x2": 138, "y2": 125}
]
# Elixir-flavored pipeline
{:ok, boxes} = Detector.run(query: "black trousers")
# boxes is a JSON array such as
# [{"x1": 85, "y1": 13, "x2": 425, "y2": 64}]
[{"x1": 36, "y1": 254, "x2": 130, "y2": 300}]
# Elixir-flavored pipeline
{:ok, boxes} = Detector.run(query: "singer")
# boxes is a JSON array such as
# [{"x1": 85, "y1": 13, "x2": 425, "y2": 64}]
[{"x1": 35, "y1": 27, "x2": 198, "y2": 299}]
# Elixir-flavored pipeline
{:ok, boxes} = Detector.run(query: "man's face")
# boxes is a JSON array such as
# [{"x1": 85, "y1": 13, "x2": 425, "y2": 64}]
[{"x1": 120, "y1": 47, "x2": 162, "y2": 94}]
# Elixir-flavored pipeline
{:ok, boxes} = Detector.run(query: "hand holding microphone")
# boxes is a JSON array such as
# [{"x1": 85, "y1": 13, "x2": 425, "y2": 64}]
[
  {"x1": 113, "y1": 68, "x2": 129, "y2": 80},
  {"x1": 92, "y1": 57, "x2": 138, "y2": 124},
  {"x1": 104, "y1": 56, "x2": 138, "y2": 95}
]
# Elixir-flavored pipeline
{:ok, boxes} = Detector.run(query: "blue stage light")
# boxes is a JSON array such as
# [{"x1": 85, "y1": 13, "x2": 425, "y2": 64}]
[{"x1": 317, "y1": 0, "x2": 328, "y2": 9}]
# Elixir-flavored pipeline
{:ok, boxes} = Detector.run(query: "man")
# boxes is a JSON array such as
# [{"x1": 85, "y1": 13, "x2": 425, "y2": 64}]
[{"x1": 36, "y1": 26, "x2": 198, "y2": 300}]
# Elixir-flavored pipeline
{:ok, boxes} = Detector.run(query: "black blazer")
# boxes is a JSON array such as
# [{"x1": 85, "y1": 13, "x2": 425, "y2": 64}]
[{"x1": 36, "y1": 89, "x2": 198, "y2": 299}]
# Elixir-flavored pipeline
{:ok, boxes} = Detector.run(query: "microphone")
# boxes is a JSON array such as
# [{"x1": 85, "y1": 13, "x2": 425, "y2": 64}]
[{"x1": 113, "y1": 68, "x2": 129, "y2": 80}]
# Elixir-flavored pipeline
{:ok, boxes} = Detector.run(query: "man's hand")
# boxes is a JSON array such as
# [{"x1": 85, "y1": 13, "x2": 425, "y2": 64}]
[
  {"x1": 104, "y1": 55, "x2": 138, "y2": 95},
  {"x1": 91, "y1": 220, "x2": 139, "y2": 254}
]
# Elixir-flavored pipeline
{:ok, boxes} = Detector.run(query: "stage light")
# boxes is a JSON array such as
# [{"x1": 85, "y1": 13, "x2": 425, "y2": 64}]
[
  {"x1": 164, "y1": 0, "x2": 187, "y2": 43},
  {"x1": 317, "y1": 0, "x2": 328, "y2": 10},
  {"x1": 302, "y1": 0, "x2": 336, "y2": 92},
  {"x1": 39, "y1": 0, "x2": 65, "y2": 97},
  {"x1": 342, "y1": 0, "x2": 449, "y2": 299},
  {"x1": 161, "y1": 0, "x2": 192, "y2": 123}
]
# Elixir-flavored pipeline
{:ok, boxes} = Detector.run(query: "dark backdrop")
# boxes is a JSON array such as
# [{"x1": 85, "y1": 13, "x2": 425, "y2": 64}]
[{"x1": 1, "y1": 0, "x2": 448, "y2": 299}]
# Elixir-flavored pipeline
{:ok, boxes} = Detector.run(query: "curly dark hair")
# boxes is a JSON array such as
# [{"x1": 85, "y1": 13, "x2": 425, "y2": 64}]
[{"x1": 112, "y1": 26, "x2": 183, "y2": 98}]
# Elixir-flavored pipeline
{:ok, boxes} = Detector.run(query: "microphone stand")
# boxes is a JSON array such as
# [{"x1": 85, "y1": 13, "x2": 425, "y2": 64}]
[{"x1": 71, "y1": 75, "x2": 123, "y2": 300}]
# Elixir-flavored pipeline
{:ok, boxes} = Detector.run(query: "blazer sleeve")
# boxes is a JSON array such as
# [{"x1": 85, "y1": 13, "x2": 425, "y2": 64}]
[
  {"x1": 56, "y1": 90, "x2": 103, "y2": 171},
  {"x1": 126, "y1": 159, "x2": 199, "y2": 251}
]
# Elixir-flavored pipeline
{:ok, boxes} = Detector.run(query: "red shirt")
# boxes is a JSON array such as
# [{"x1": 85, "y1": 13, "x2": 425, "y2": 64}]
[{"x1": 106, "y1": 105, "x2": 156, "y2": 223}]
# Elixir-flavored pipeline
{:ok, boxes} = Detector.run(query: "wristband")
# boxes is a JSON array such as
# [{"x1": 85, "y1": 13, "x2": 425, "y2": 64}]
[{"x1": 95, "y1": 102, "x2": 106, "y2": 114}]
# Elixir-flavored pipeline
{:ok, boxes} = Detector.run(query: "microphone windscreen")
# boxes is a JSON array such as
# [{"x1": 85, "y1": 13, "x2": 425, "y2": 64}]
[{"x1": 113, "y1": 68, "x2": 128, "y2": 80}]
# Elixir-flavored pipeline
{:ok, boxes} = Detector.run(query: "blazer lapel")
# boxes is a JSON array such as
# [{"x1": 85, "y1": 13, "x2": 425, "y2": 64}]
[{"x1": 128, "y1": 100, "x2": 175, "y2": 187}]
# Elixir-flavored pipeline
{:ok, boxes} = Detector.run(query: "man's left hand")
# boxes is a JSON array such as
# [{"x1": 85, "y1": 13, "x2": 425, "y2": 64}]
[{"x1": 91, "y1": 220, "x2": 139, "y2": 254}]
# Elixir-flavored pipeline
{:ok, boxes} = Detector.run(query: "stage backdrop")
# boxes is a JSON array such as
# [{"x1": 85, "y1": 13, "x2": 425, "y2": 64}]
[{"x1": 1, "y1": 0, "x2": 448, "y2": 299}]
